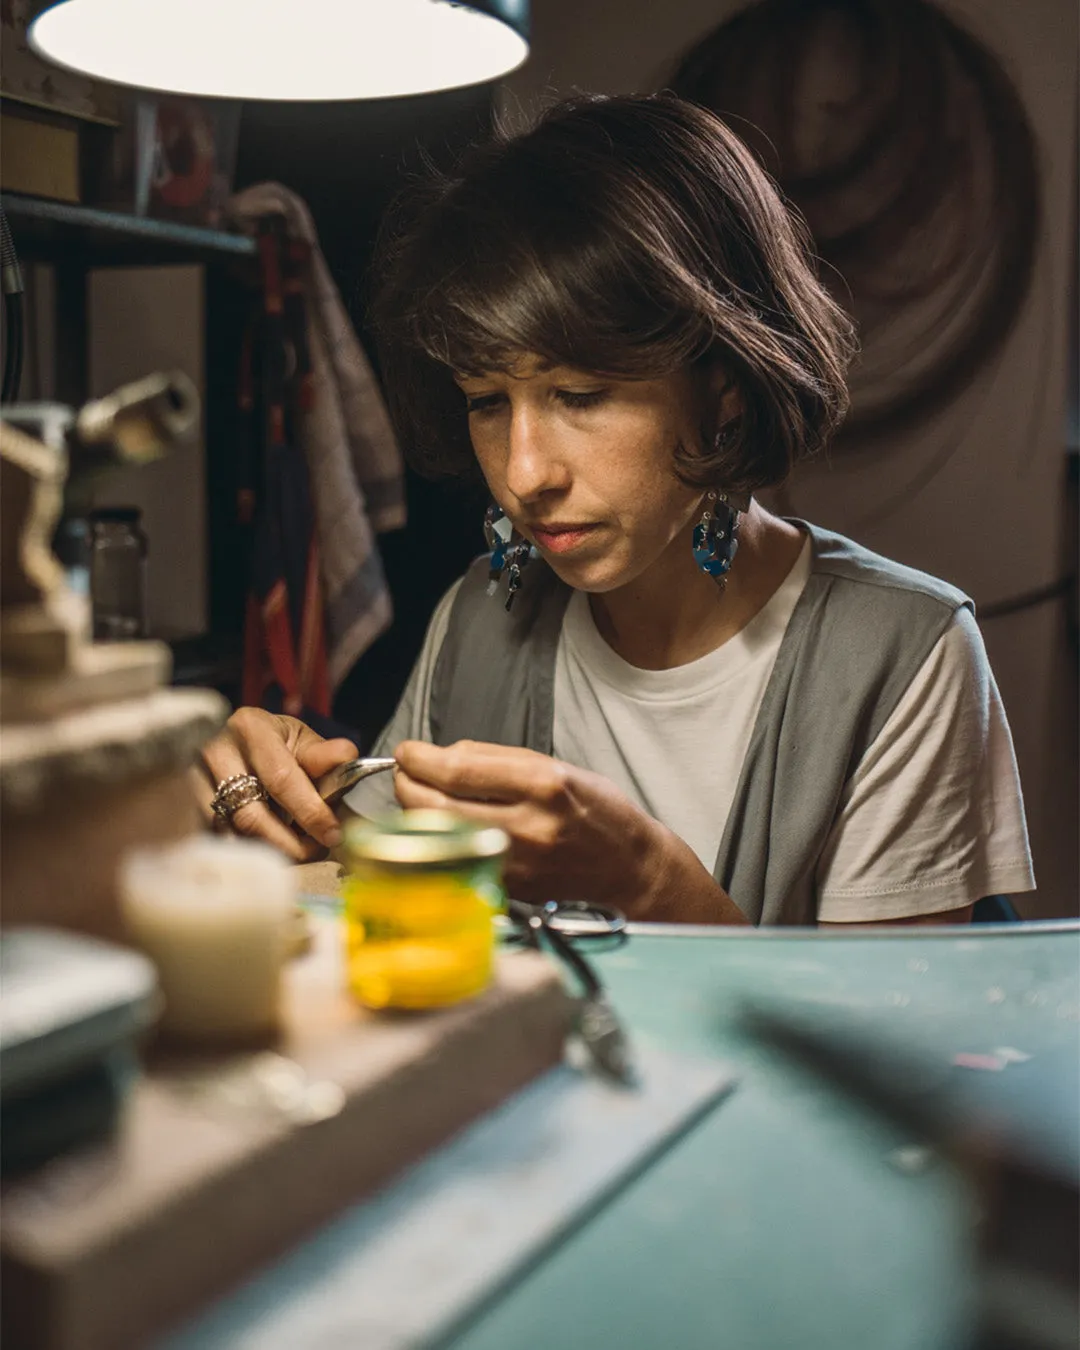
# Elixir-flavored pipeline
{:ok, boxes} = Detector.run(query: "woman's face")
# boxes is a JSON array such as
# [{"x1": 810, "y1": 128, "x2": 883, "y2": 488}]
[{"x1": 455, "y1": 355, "x2": 706, "y2": 594}]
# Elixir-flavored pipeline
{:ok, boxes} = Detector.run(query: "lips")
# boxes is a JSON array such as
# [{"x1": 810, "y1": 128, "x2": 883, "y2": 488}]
[{"x1": 529, "y1": 522, "x2": 600, "y2": 554}]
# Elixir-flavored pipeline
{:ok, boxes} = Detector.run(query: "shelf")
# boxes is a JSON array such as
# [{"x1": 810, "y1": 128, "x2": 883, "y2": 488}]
[{"x1": 1, "y1": 192, "x2": 256, "y2": 268}]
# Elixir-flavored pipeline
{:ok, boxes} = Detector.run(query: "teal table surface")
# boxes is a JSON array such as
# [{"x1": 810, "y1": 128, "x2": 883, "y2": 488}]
[
  {"x1": 171, "y1": 921, "x2": 1080, "y2": 1350},
  {"x1": 444, "y1": 922, "x2": 1079, "y2": 1350}
]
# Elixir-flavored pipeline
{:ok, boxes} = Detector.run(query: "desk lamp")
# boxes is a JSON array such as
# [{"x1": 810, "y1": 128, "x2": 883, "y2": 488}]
[{"x1": 27, "y1": 0, "x2": 529, "y2": 100}]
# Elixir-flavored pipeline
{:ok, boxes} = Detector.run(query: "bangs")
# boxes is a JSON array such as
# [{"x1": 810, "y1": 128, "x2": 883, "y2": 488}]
[{"x1": 392, "y1": 170, "x2": 715, "y2": 380}]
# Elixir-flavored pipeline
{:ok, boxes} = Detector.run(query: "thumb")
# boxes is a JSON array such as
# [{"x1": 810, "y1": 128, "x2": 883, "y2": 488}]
[{"x1": 296, "y1": 735, "x2": 359, "y2": 778}]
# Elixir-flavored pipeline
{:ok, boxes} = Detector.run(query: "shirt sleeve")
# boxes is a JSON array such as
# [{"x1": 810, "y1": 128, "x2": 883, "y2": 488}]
[
  {"x1": 815, "y1": 608, "x2": 1035, "y2": 922},
  {"x1": 342, "y1": 578, "x2": 462, "y2": 818}
]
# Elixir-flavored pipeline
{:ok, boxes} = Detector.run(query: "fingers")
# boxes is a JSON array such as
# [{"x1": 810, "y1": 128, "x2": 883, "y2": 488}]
[
  {"x1": 394, "y1": 767, "x2": 514, "y2": 827},
  {"x1": 224, "y1": 708, "x2": 344, "y2": 849},
  {"x1": 295, "y1": 735, "x2": 359, "y2": 780},
  {"x1": 394, "y1": 740, "x2": 558, "y2": 804},
  {"x1": 201, "y1": 708, "x2": 344, "y2": 859},
  {"x1": 202, "y1": 728, "x2": 323, "y2": 861},
  {"x1": 230, "y1": 799, "x2": 327, "y2": 863},
  {"x1": 237, "y1": 737, "x2": 345, "y2": 851},
  {"x1": 394, "y1": 769, "x2": 550, "y2": 903},
  {"x1": 200, "y1": 721, "x2": 257, "y2": 792}
]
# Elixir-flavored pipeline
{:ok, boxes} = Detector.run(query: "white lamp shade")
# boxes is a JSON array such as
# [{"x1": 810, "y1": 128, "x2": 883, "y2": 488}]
[{"x1": 29, "y1": 0, "x2": 530, "y2": 101}]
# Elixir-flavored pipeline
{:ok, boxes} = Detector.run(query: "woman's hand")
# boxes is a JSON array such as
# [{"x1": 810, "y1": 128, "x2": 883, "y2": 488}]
[
  {"x1": 195, "y1": 709, "x2": 358, "y2": 861},
  {"x1": 393, "y1": 739, "x2": 747, "y2": 923}
]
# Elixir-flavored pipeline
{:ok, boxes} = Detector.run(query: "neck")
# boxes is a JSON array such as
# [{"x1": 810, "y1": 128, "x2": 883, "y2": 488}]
[{"x1": 588, "y1": 503, "x2": 805, "y2": 669}]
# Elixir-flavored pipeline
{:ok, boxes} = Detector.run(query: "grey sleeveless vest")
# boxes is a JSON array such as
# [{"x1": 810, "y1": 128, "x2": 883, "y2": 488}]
[{"x1": 430, "y1": 524, "x2": 972, "y2": 926}]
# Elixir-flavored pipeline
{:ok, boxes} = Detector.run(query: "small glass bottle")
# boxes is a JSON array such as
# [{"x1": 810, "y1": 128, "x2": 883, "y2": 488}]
[
  {"x1": 53, "y1": 515, "x2": 93, "y2": 641},
  {"x1": 89, "y1": 506, "x2": 147, "y2": 641},
  {"x1": 341, "y1": 810, "x2": 509, "y2": 1010}
]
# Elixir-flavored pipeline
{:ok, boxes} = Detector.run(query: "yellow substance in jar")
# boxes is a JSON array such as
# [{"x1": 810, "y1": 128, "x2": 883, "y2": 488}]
[{"x1": 343, "y1": 869, "x2": 498, "y2": 1010}]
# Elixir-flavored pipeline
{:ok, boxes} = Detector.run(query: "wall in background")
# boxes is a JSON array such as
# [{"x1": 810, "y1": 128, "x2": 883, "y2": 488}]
[
  {"x1": 22, "y1": 265, "x2": 56, "y2": 400},
  {"x1": 500, "y1": 0, "x2": 1079, "y2": 917},
  {"x1": 88, "y1": 266, "x2": 207, "y2": 639}
]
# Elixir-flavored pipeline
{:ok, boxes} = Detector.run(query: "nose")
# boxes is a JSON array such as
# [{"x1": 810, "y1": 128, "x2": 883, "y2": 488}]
[{"x1": 503, "y1": 405, "x2": 571, "y2": 505}]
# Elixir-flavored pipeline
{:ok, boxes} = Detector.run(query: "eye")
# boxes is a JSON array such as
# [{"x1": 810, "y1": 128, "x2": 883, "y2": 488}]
[
  {"x1": 465, "y1": 392, "x2": 506, "y2": 416},
  {"x1": 557, "y1": 388, "x2": 608, "y2": 410}
]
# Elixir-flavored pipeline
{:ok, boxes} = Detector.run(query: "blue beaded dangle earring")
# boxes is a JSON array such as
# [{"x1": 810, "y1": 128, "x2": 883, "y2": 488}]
[
  {"x1": 484, "y1": 503, "x2": 535, "y2": 611},
  {"x1": 692, "y1": 419, "x2": 745, "y2": 590},
  {"x1": 692, "y1": 491, "x2": 741, "y2": 589}
]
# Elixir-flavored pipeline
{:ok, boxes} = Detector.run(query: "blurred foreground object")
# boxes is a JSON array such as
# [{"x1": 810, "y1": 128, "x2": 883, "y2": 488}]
[
  {"x1": 746, "y1": 1004, "x2": 1079, "y2": 1350},
  {"x1": 0, "y1": 376, "x2": 225, "y2": 937},
  {"x1": 0, "y1": 927, "x2": 159, "y2": 1174},
  {"x1": 0, "y1": 379, "x2": 576, "y2": 1350},
  {"x1": 70, "y1": 368, "x2": 198, "y2": 470},
  {"x1": 120, "y1": 835, "x2": 296, "y2": 1042},
  {"x1": 342, "y1": 810, "x2": 509, "y2": 1010},
  {"x1": 0, "y1": 917, "x2": 570, "y2": 1350}
]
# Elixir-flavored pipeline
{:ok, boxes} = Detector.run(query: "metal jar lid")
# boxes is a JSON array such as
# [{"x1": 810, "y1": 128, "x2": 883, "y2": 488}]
[{"x1": 343, "y1": 810, "x2": 509, "y2": 869}]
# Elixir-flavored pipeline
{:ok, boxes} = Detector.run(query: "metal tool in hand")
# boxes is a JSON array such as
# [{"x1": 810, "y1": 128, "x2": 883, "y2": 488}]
[{"x1": 316, "y1": 757, "x2": 397, "y2": 809}]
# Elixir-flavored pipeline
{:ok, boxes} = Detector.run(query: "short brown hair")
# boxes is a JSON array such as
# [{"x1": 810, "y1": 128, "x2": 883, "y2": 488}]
[{"x1": 372, "y1": 92, "x2": 855, "y2": 494}]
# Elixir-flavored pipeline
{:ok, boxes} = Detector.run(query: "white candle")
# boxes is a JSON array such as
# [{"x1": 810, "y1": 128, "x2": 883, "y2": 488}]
[{"x1": 119, "y1": 835, "x2": 296, "y2": 1042}]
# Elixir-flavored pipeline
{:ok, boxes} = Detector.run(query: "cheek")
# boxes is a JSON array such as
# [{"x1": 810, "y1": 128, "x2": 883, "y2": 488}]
[
  {"x1": 646, "y1": 483, "x2": 701, "y2": 544},
  {"x1": 629, "y1": 461, "x2": 702, "y2": 551},
  {"x1": 467, "y1": 433, "x2": 505, "y2": 495},
  {"x1": 615, "y1": 436, "x2": 697, "y2": 519}
]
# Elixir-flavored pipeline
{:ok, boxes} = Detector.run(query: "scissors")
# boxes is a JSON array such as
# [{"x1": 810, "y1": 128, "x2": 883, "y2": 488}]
[
  {"x1": 505, "y1": 899, "x2": 627, "y2": 944},
  {"x1": 505, "y1": 900, "x2": 633, "y2": 1082}
]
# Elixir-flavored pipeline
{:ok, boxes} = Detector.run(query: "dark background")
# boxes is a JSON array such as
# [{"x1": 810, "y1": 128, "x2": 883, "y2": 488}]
[{"x1": 232, "y1": 89, "x2": 496, "y2": 748}]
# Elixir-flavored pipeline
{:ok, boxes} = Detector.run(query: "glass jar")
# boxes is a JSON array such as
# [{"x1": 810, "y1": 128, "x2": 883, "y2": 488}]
[
  {"x1": 341, "y1": 810, "x2": 509, "y2": 1011},
  {"x1": 54, "y1": 515, "x2": 93, "y2": 641},
  {"x1": 89, "y1": 506, "x2": 147, "y2": 641}
]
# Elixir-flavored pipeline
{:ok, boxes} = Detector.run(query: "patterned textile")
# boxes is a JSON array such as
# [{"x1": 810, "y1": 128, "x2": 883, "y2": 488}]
[{"x1": 228, "y1": 183, "x2": 405, "y2": 707}]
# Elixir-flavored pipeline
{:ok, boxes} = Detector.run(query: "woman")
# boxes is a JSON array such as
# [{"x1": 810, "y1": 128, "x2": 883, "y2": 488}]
[{"x1": 197, "y1": 94, "x2": 1034, "y2": 926}]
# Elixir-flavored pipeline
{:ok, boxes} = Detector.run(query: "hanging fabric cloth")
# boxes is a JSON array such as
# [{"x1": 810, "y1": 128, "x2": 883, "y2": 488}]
[
  {"x1": 237, "y1": 215, "x2": 327, "y2": 715},
  {"x1": 228, "y1": 183, "x2": 406, "y2": 717}
]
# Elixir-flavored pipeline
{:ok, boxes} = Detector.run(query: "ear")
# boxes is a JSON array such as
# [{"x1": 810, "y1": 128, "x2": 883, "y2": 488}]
[
  {"x1": 704, "y1": 365, "x2": 751, "y2": 512},
  {"x1": 708, "y1": 365, "x2": 744, "y2": 431}
]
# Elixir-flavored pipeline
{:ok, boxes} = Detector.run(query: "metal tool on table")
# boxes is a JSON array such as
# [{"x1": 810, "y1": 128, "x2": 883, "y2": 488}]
[{"x1": 507, "y1": 900, "x2": 635, "y2": 1085}]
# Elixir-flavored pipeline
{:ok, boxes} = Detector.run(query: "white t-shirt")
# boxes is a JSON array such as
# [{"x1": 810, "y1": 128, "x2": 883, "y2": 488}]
[{"x1": 350, "y1": 540, "x2": 1035, "y2": 922}]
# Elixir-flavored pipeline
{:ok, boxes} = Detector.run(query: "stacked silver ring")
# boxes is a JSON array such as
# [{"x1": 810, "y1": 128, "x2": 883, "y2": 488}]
[{"x1": 210, "y1": 773, "x2": 268, "y2": 825}]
